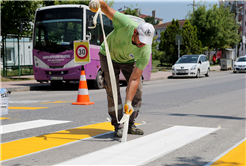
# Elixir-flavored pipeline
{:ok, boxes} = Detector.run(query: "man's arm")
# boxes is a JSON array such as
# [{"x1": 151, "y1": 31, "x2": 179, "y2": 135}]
[{"x1": 125, "y1": 66, "x2": 143, "y2": 102}]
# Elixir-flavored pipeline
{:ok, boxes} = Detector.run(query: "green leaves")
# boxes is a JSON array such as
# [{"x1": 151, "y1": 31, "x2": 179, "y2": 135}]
[
  {"x1": 159, "y1": 19, "x2": 182, "y2": 65},
  {"x1": 158, "y1": 19, "x2": 202, "y2": 65},
  {"x1": 42, "y1": 0, "x2": 114, "y2": 7},
  {"x1": 143, "y1": 16, "x2": 159, "y2": 26},
  {"x1": 188, "y1": 3, "x2": 240, "y2": 59},
  {"x1": 181, "y1": 20, "x2": 202, "y2": 56},
  {"x1": 1, "y1": 1, "x2": 40, "y2": 36}
]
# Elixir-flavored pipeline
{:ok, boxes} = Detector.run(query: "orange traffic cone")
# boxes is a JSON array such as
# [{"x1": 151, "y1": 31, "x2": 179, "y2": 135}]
[{"x1": 72, "y1": 70, "x2": 94, "y2": 105}]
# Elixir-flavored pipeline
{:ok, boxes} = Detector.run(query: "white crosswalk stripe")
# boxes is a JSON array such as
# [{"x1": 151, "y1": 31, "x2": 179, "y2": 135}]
[
  {"x1": 0, "y1": 119, "x2": 71, "y2": 134},
  {"x1": 9, "y1": 100, "x2": 49, "y2": 103},
  {"x1": 54, "y1": 126, "x2": 219, "y2": 166}
]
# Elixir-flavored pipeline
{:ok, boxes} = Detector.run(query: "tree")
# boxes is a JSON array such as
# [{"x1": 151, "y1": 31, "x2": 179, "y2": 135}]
[
  {"x1": 188, "y1": 3, "x2": 240, "y2": 60},
  {"x1": 42, "y1": 0, "x2": 114, "y2": 7},
  {"x1": 180, "y1": 20, "x2": 202, "y2": 55},
  {"x1": 144, "y1": 16, "x2": 159, "y2": 25},
  {"x1": 159, "y1": 19, "x2": 181, "y2": 65},
  {"x1": 0, "y1": 0, "x2": 39, "y2": 72},
  {"x1": 152, "y1": 36, "x2": 159, "y2": 59},
  {"x1": 1, "y1": 1, "x2": 41, "y2": 36},
  {"x1": 122, "y1": 5, "x2": 140, "y2": 17}
]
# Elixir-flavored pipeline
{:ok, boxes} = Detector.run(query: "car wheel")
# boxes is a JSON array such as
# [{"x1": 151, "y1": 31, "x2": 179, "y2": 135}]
[
  {"x1": 233, "y1": 71, "x2": 236, "y2": 73},
  {"x1": 94, "y1": 70, "x2": 104, "y2": 89},
  {"x1": 205, "y1": 68, "x2": 210, "y2": 77},
  {"x1": 196, "y1": 69, "x2": 200, "y2": 78}
]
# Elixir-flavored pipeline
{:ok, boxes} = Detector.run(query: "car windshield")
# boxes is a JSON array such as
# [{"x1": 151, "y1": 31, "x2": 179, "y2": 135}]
[
  {"x1": 237, "y1": 57, "x2": 246, "y2": 62},
  {"x1": 176, "y1": 56, "x2": 199, "y2": 64}
]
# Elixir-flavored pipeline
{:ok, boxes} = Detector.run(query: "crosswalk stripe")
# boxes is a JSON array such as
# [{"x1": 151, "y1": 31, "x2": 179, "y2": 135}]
[
  {"x1": 9, "y1": 100, "x2": 49, "y2": 103},
  {"x1": 54, "y1": 126, "x2": 219, "y2": 166},
  {"x1": 205, "y1": 138, "x2": 246, "y2": 166},
  {"x1": 8, "y1": 107, "x2": 48, "y2": 110},
  {"x1": 0, "y1": 119, "x2": 71, "y2": 134},
  {"x1": 0, "y1": 122, "x2": 114, "y2": 162}
]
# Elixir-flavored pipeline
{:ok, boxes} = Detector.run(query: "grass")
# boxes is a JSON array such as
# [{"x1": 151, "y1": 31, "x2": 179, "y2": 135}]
[
  {"x1": 1, "y1": 68, "x2": 34, "y2": 82},
  {"x1": 152, "y1": 60, "x2": 172, "y2": 73}
]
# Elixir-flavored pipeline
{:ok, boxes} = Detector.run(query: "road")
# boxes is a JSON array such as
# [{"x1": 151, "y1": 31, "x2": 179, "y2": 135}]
[{"x1": 1, "y1": 71, "x2": 245, "y2": 166}]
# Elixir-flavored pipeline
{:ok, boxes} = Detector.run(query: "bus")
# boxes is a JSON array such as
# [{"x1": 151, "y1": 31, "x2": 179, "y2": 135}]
[{"x1": 33, "y1": 4, "x2": 152, "y2": 89}]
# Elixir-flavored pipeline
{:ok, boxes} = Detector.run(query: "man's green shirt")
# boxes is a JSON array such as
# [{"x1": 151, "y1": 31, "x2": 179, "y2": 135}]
[{"x1": 100, "y1": 11, "x2": 151, "y2": 70}]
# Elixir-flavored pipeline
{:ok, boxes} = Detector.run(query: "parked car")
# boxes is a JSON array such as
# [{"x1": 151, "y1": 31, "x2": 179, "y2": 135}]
[
  {"x1": 233, "y1": 56, "x2": 246, "y2": 73},
  {"x1": 172, "y1": 54, "x2": 210, "y2": 78}
]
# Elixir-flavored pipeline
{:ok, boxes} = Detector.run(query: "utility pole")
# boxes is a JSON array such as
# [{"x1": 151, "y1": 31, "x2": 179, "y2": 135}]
[
  {"x1": 193, "y1": 0, "x2": 195, "y2": 13},
  {"x1": 188, "y1": 0, "x2": 195, "y2": 13},
  {"x1": 235, "y1": 0, "x2": 238, "y2": 60}
]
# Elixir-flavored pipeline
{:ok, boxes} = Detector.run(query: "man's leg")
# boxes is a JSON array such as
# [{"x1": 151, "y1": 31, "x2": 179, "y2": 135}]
[
  {"x1": 99, "y1": 53, "x2": 124, "y2": 137},
  {"x1": 120, "y1": 63, "x2": 144, "y2": 135}
]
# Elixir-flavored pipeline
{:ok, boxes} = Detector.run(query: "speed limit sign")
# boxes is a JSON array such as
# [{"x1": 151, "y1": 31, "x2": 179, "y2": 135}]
[{"x1": 74, "y1": 40, "x2": 90, "y2": 64}]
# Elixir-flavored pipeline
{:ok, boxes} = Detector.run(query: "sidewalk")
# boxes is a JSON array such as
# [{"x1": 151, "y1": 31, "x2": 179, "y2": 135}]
[{"x1": 1, "y1": 66, "x2": 221, "y2": 92}]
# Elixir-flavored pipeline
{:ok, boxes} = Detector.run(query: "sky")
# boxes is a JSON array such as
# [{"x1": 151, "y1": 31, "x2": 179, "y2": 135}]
[{"x1": 112, "y1": 0, "x2": 219, "y2": 23}]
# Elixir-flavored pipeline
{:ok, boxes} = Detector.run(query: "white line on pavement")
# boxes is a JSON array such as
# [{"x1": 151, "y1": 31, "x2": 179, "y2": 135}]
[
  {"x1": 0, "y1": 119, "x2": 71, "y2": 134},
  {"x1": 54, "y1": 125, "x2": 219, "y2": 166}
]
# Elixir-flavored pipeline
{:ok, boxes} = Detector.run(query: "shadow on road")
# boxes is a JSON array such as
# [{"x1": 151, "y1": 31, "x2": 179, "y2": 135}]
[{"x1": 169, "y1": 113, "x2": 246, "y2": 120}]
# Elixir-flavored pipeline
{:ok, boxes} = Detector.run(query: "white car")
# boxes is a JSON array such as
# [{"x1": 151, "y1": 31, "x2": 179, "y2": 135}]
[
  {"x1": 233, "y1": 56, "x2": 246, "y2": 73},
  {"x1": 172, "y1": 54, "x2": 210, "y2": 78}
]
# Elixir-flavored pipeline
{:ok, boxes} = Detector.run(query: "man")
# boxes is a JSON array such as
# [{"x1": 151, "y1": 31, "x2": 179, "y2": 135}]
[
  {"x1": 89, "y1": 0, "x2": 155, "y2": 138},
  {"x1": 213, "y1": 54, "x2": 216, "y2": 65}
]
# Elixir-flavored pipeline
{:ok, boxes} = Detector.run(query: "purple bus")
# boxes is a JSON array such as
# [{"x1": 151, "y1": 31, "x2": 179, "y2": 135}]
[{"x1": 33, "y1": 5, "x2": 151, "y2": 89}]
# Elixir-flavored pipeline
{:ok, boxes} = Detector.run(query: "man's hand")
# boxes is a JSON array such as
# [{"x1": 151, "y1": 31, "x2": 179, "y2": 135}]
[
  {"x1": 89, "y1": 0, "x2": 101, "y2": 12},
  {"x1": 124, "y1": 101, "x2": 134, "y2": 116}
]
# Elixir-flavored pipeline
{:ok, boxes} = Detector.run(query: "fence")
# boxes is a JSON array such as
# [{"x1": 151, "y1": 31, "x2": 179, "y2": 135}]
[{"x1": 1, "y1": 34, "x2": 33, "y2": 77}]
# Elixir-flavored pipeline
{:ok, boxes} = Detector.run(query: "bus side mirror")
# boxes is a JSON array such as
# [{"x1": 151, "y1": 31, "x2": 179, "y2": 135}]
[{"x1": 87, "y1": 15, "x2": 94, "y2": 30}]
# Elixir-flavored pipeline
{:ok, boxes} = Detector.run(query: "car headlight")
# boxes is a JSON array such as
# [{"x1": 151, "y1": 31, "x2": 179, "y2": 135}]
[
  {"x1": 190, "y1": 65, "x2": 197, "y2": 70},
  {"x1": 172, "y1": 66, "x2": 175, "y2": 70}
]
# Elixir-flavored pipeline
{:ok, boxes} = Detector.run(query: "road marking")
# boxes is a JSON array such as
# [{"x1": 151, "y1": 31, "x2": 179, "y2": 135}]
[
  {"x1": 1, "y1": 122, "x2": 114, "y2": 162},
  {"x1": 8, "y1": 107, "x2": 48, "y2": 110},
  {"x1": 54, "y1": 126, "x2": 219, "y2": 166},
  {"x1": 0, "y1": 119, "x2": 71, "y2": 134},
  {"x1": 0, "y1": 117, "x2": 10, "y2": 120},
  {"x1": 205, "y1": 138, "x2": 246, "y2": 166},
  {"x1": 9, "y1": 100, "x2": 49, "y2": 103},
  {"x1": 40, "y1": 100, "x2": 73, "y2": 104}
]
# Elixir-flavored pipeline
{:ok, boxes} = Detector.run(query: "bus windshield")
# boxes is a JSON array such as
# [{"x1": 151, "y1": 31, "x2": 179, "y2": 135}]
[{"x1": 34, "y1": 8, "x2": 83, "y2": 53}]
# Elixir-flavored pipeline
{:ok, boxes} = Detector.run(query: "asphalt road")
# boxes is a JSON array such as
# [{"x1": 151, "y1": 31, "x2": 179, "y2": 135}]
[{"x1": 1, "y1": 71, "x2": 245, "y2": 166}]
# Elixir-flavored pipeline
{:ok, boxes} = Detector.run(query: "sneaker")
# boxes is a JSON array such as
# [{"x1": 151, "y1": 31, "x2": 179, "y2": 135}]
[
  {"x1": 128, "y1": 125, "x2": 144, "y2": 135},
  {"x1": 114, "y1": 128, "x2": 123, "y2": 138}
]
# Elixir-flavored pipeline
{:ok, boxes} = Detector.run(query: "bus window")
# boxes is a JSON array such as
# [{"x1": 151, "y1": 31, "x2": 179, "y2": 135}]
[{"x1": 86, "y1": 9, "x2": 113, "y2": 46}]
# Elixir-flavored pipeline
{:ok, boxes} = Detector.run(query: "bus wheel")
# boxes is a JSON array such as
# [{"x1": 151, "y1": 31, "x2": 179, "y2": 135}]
[{"x1": 94, "y1": 70, "x2": 104, "y2": 89}]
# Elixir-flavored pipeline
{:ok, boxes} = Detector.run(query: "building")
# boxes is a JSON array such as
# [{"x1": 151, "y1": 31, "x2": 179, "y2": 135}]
[
  {"x1": 154, "y1": 20, "x2": 186, "y2": 45},
  {"x1": 219, "y1": 0, "x2": 245, "y2": 57},
  {"x1": 1, "y1": 36, "x2": 33, "y2": 68},
  {"x1": 139, "y1": 10, "x2": 163, "y2": 25}
]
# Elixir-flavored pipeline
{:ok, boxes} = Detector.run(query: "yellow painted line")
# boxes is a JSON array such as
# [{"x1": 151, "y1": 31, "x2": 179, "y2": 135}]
[
  {"x1": 0, "y1": 117, "x2": 10, "y2": 120},
  {"x1": 8, "y1": 107, "x2": 48, "y2": 110},
  {"x1": 40, "y1": 100, "x2": 73, "y2": 104},
  {"x1": 0, "y1": 122, "x2": 114, "y2": 161},
  {"x1": 211, "y1": 140, "x2": 246, "y2": 166}
]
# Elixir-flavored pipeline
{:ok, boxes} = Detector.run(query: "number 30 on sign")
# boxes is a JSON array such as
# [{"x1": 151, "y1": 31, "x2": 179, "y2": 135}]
[{"x1": 74, "y1": 40, "x2": 90, "y2": 65}]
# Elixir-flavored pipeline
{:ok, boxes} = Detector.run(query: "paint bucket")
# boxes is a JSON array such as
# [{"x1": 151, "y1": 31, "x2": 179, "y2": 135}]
[{"x1": 0, "y1": 97, "x2": 9, "y2": 115}]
